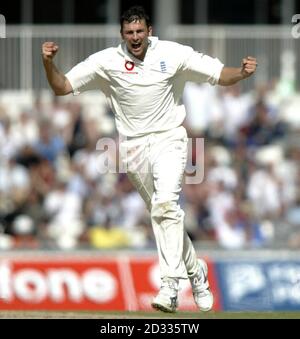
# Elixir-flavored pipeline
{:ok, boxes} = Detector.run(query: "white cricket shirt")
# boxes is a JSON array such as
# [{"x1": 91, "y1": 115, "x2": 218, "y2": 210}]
[{"x1": 65, "y1": 37, "x2": 224, "y2": 137}]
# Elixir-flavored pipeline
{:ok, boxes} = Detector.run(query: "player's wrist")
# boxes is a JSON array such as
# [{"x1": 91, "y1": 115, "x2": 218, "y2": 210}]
[
  {"x1": 240, "y1": 67, "x2": 249, "y2": 79},
  {"x1": 42, "y1": 55, "x2": 54, "y2": 64}
]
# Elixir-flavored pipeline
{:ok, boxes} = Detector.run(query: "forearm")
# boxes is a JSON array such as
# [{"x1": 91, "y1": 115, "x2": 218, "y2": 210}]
[
  {"x1": 43, "y1": 59, "x2": 71, "y2": 96},
  {"x1": 218, "y1": 67, "x2": 244, "y2": 86},
  {"x1": 219, "y1": 57, "x2": 257, "y2": 86}
]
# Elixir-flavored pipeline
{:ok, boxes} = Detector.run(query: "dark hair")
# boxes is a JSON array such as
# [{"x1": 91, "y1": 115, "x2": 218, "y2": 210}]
[{"x1": 120, "y1": 6, "x2": 151, "y2": 30}]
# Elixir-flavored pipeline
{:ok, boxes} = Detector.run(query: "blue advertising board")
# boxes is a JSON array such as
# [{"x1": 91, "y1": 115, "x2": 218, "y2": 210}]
[{"x1": 215, "y1": 261, "x2": 300, "y2": 311}]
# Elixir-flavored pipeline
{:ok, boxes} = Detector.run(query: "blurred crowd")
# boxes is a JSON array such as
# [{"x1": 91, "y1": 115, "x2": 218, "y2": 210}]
[{"x1": 1, "y1": 79, "x2": 300, "y2": 250}]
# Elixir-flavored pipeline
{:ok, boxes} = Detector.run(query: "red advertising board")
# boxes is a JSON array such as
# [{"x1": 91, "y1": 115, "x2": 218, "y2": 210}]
[{"x1": 0, "y1": 255, "x2": 220, "y2": 311}]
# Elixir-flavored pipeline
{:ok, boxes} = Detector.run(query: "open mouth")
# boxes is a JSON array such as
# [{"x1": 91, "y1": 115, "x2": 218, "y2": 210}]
[{"x1": 131, "y1": 42, "x2": 142, "y2": 51}]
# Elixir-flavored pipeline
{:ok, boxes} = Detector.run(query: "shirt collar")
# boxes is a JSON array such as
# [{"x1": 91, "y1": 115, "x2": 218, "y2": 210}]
[{"x1": 148, "y1": 36, "x2": 159, "y2": 49}]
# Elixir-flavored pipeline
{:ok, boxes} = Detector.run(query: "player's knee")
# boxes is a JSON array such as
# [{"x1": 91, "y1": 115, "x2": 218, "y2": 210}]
[{"x1": 151, "y1": 201, "x2": 181, "y2": 224}]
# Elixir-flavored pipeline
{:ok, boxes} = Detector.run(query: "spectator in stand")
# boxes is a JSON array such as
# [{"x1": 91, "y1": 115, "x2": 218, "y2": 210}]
[
  {"x1": 242, "y1": 100, "x2": 288, "y2": 146},
  {"x1": 33, "y1": 119, "x2": 66, "y2": 164}
]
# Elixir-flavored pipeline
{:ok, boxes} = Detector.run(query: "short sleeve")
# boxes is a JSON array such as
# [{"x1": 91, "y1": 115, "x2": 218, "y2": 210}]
[
  {"x1": 182, "y1": 50, "x2": 224, "y2": 85},
  {"x1": 65, "y1": 54, "x2": 106, "y2": 95}
]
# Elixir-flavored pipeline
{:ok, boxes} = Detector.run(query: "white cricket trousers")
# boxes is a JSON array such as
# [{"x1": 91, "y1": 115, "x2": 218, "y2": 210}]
[{"x1": 120, "y1": 126, "x2": 199, "y2": 280}]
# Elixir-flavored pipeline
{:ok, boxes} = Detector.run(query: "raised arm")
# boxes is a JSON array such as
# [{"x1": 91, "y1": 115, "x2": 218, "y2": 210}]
[
  {"x1": 42, "y1": 42, "x2": 73, "y2": 96},
  {"x1": 218, "y1": 56, "x2": 257, "y2": 86}
]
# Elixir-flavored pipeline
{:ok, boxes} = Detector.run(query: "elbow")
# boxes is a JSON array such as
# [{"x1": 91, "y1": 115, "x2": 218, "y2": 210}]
[
  {"x1": 53, "y1": 88, "x2": 69, "y2": 96},
  {"x1": 52, "y1": 79, "x2": 72, "y2": 96},
  {"x1": 54, "y1": 90, "x2": 66, "y2": 96}
]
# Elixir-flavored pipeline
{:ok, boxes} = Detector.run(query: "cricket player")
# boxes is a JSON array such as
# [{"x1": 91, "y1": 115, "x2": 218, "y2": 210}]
[{"x1": 42, "y1": 6, "x2": 257, "y2": 313}]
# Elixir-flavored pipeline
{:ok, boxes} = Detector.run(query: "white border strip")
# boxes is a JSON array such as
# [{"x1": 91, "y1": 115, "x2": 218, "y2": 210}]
[{"x1": 117, "y1": 256, "x2": 138, "y2": 311}]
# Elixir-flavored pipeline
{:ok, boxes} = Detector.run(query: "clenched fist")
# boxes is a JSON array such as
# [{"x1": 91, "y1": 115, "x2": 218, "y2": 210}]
[
  {"x1": 42, "y1": 42, "x2": 59, "y2": 61},
  {"x1": 241, "y1": 56, "x2": 257, "y2": 78}
]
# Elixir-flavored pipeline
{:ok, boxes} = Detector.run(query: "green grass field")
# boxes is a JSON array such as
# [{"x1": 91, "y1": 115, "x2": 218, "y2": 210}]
[{"x1": 1, "y1": 311, "x2": 300, "y2": 319}]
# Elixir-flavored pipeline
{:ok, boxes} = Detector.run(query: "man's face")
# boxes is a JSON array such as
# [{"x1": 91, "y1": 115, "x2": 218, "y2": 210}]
[{"x1": 121, "y1": 19, "x2": 152, "y2": 61}]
